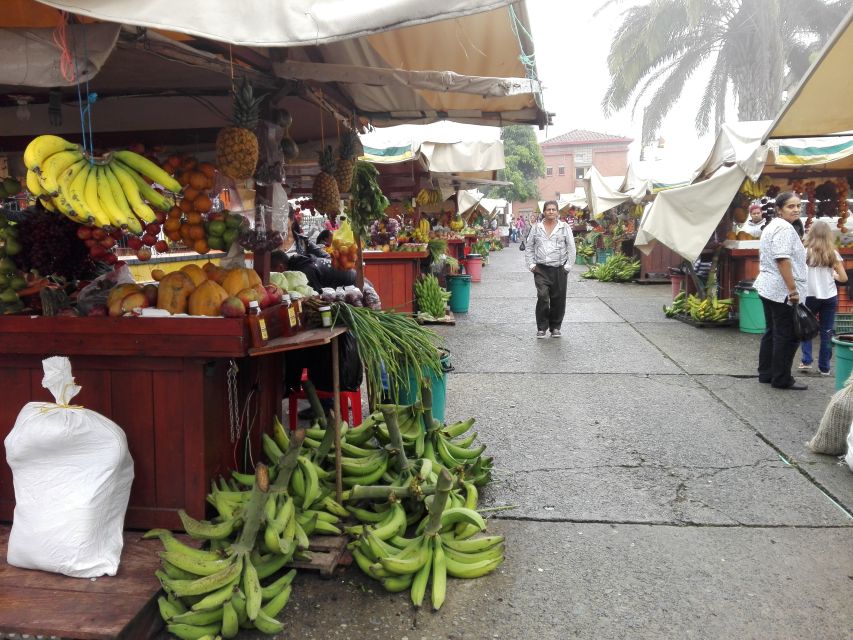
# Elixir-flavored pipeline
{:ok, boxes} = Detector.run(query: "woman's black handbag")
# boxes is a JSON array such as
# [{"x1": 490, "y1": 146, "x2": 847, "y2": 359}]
[{"x1": 792, "y1": 302, "x2": 820, "y2": 341}]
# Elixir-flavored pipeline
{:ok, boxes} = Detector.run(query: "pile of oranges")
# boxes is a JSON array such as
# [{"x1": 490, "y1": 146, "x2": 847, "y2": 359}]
[{"x1": 161, "y1": 155, "x2": 217, "y2": 254}]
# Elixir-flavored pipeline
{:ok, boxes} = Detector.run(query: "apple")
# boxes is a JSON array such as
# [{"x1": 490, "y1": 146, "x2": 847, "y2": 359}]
[
  {"x1": 100, "y1": 236, "x2": 117, "y2": 249},
  {"x1": 145, "y1": 223, "x2": 162, "y2": 235},
  {"x1": 103, "y1": 252, "x2": 118, "y2": 265},
  {"x1": 236, "y1": 287, "x2": 261, "y2": 310},
  {"x1": 91, "y1": 227, "x2": 107, "y2": 240},
  {"x1": 154, "y1": 240, "x2": 169, "y2": 253},
  {"x1": 84, "y1": 238, "x2": 98, "y2": 248},
  {"x1": 76, "y1": 226, "x2": 92, "y2": 240},
  {"x1": 263, "y1": 284, "x2": 284, "y2": 308},
  {"x1": 110, "y1": 228, "x2": 125, "y2": 241},
  {"x1": 136, "y1": 247, "x2": 152, "y2": 261},
  {"x1": 90, "y1": 245, "x2": 108, "y2": 260},
  {"x1": 141, "y1": 283, "x2": 158, "y2": 306},
  {"x1": 155, "y1": 210, "x2": 167, "y2": 224},
  {"x1": 141, "y1": 233, "x2": 157, "y2": 247},
  {"x1": 127, "y1": 235, "x2": 144, "y2": 250},
  {"x1": 220, "y1": 296, "x2": 246, "y2": 317}
]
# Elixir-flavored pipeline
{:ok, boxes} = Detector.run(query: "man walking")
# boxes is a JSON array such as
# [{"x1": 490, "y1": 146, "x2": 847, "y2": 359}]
[{"x1": 524, "y1": 200, "x2": 576, "y2": 338}]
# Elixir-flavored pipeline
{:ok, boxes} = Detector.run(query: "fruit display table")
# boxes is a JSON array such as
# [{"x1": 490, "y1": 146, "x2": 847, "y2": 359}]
[
  {"x1": 726, "y1": 246, "x2": 853, "y2": 312},
  {"x1": 363, "y1": 251, "x2": 428, "y2": 313},
  {"x1": 0, "y1": 317, "x2": 346, "y2": 530}
]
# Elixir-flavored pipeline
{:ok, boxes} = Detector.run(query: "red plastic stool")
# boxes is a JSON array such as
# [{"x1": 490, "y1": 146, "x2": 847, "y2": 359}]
[{"x1": 288, "y1": 371, "x2": 362, "y2": 430}]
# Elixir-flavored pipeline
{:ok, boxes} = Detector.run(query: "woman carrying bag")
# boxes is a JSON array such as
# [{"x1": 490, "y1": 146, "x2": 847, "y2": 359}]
[
  {"x1": 799, "y1": 219, "x2": 848, "y2": 375},
  {"x1": 754, "y1": 191, "x2": 808, "y2": 390}
]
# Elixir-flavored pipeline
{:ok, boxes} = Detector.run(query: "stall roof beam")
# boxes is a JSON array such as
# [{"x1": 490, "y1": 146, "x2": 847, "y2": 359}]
[{"x1": 272, "y1": 60, "x2": 540, "y2": 98}]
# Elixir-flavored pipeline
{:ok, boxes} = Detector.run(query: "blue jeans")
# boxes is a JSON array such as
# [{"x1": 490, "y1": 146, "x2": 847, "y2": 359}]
[{"x1": 800, "y1": 295, "x2": 837, "y2": 373}]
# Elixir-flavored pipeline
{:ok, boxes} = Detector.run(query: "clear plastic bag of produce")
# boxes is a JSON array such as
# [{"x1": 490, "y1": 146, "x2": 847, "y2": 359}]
[
  {"x1": 4, "y1": 357, "x2": 134, "y2": 578},
  {"x1": 75, "y1": 264, "x2": 136, "y2": 315},
  {"x1": 343, "y1": 285, "x2": 364, "y2": 306}
]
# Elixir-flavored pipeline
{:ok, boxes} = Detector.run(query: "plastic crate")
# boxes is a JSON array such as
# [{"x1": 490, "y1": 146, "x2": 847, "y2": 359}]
[{"x1": 834, "y1": 313, "x2": 853, "y2": 335}]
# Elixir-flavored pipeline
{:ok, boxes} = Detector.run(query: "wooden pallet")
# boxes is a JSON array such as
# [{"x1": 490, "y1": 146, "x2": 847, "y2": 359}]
[
  {"x1": 0, "y1": 526, "x2": 163, "y2": 640},
  {"x1": 286, "y1": 535, "x2": 351, "y2": 577},
  {"x1": 673, "y1": 313, "x2": 737, "y2": 329},
  {"x1": 416, "y1": 311, "x2": 456, "y2": 326}
]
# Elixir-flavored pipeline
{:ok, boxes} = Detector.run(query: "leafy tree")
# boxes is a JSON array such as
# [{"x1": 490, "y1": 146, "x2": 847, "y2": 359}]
[
  {"x1": 489, "y1": 125, "x2": 545, "y2": 202},
  {"x1": 601, "y1": 0, "x2": 848, "y2": 144}
]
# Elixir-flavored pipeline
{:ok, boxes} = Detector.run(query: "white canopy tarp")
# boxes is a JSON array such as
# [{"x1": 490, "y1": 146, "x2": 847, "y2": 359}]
[
  {"x1": 360, "y1": 121, "x2": 505, "y2": 173},
  {"x1": 582, "y1": 166, "x2": 644, "y2": 218},
  {"x1": 34, "y1": 0, "x2": 514, "y2": 47},
  {"x1": 765, "y1": 6, "x2": 853, "y2": 139},
  {"x1": 634, "y1": 164, "x2": 748, "y2": 262},
  {"x1": 693, "y1": 120, "x2": 771, "y2": 181}
]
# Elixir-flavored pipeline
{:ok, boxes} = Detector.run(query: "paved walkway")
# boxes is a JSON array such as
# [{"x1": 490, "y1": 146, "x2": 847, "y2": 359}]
[{"x1": 269, "y1": 247, "x2": 852, "y2": 639}]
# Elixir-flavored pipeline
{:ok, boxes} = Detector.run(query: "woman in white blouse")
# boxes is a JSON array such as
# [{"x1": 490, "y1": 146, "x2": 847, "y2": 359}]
[
  {"x1": 754, "y1": 192, "x2": 808, "y2": 389},
  {"x1": 799, "y1": 219, "x2": 848, "y2": 375}
]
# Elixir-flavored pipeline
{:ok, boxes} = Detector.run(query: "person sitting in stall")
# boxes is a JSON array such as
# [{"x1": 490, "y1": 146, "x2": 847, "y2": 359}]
[
  {"x1": 280, "y1": 210, "x2": 329, "y2": 260},
  {"x1": 741, "y1": 203, "x2": 766, "y2": 238},
  {"x1": 270, "y1": 250, "x2": 356, "y2": 292},
  {"x1": 315, "y1": 229, "x2": 333, "y2": 248}
]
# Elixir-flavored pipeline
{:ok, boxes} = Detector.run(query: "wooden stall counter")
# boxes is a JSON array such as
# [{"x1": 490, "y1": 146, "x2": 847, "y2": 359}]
[{"x1": 363, "y1": 250, "x2": 428, "y2": 313}]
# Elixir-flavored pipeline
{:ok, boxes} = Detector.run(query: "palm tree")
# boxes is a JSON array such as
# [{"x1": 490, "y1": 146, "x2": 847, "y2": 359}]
[{"x1": 601, "y1": 0, "x2": 849, "y2": 144}]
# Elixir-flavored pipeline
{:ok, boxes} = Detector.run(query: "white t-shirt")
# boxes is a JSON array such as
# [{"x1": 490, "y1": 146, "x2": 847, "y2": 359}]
[{"x1": 806, "y1": 251, "x2": 841, "y2": 299}]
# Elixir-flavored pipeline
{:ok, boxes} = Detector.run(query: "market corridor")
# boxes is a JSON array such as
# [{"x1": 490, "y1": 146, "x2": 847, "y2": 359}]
[{"x1": 260, "y1": 247, "x2": 853, "y2": 640}]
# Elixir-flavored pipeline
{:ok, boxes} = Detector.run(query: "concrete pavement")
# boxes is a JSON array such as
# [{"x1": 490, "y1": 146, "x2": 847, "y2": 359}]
[{"x1": 241, "y1": 246, "x2": 853, "y2": 639}]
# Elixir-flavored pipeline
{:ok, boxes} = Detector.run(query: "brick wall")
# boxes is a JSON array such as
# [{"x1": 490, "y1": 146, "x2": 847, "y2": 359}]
[{"x1": 591, "y1": 149, "x2": 629, "y2": 179}]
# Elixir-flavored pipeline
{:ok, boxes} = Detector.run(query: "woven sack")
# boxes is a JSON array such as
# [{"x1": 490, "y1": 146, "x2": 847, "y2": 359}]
[{"x1": 807, "y1": 384, "x2": 853, "y2": 455}]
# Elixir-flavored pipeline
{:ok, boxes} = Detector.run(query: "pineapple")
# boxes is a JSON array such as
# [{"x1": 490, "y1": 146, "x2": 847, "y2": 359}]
[
  {"x1": 312, "y1": 146, "x2": 340, "y2": 215},
  {"x1": 216, "y1": 77, "x2": 264, "y2": 180},
  {"x1": 334, "y1": 128, "x2": 360, "y2": 193}
]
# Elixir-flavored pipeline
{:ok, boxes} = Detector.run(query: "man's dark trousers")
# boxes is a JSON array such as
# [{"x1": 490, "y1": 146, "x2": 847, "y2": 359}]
[{"x1": 534, "y1": 264, "x2": 568, "y2": 331}]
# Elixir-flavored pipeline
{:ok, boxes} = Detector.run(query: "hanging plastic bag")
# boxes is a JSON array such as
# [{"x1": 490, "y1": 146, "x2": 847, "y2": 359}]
[
  {"x1": 332, "y1": 219, "x2": 355, "y2": 247},
  {"x1": 792, "y1": 302, "x2": 820, "y2": 341},
  {"x1": 4, "y1": 357, "x2": 134, "y2": 578}
]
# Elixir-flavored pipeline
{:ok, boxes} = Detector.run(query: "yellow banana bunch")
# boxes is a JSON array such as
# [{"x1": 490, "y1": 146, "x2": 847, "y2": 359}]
[
  {"x1": 686, "y1": 294, "x2": 732, "y2": 322},
  {"x1": 415, "y1": 188, "x2": 442, "y2": 206},
  {"x1": 22, "y1": 134, "x2": 180, "y2": 230},
  {"x1": 739, "y1": 176, "x2": 772, "y2": 199}
]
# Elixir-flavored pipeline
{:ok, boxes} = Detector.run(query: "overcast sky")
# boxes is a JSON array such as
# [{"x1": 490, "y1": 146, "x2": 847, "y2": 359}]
[{"x1": 525, "y1": 0, "x2": 717, "y2": 166}]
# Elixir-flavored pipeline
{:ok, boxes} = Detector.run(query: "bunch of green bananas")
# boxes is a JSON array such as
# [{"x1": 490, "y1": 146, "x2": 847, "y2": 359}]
[
  {"x1": 686, "y1": 294, "x2": 733, "y2": 322},
  {"x1": 23, "y1": 134, "x2": 180, "y2": 232},
  {"x1": 414, "y1": 274, "x2": 451, "y2": 319},
  {"x1": 348, "y1": 468, "x2": 503, "y2": 609},
  {"x1": 663, "y1": 291, "x2": 687, "y2": 318},
  {"x1": 581, "y1": 254, "x2": 640, "y2": 282}
]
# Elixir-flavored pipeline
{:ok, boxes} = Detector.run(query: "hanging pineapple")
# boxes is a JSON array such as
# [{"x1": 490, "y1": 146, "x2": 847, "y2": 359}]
[
  {"x1": 334, "y1": 128, "x2": 360, "y2": 193},
  {"x1": 312, "y1": 146, "x2": 340, "y2": 215},
  {"x1": 215, "y1": 77, "x2": 265, "y2": 180}
]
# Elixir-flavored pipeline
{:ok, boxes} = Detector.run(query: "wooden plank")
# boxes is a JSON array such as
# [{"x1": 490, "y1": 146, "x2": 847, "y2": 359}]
[
  {"x1": 247, "y1": 327, "x2": 347, "y2": 356},
  {"x1": 113, "y1": 369, "x2": 157, "y2": 509},
  {"x1": 0, "y1": 527, "x2": 163, "y2": 640}
]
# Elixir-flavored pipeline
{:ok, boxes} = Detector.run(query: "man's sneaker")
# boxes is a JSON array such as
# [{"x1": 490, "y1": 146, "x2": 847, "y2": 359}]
[
  {"x1": 819, "y1": 370, "x2": 831, "y2": 376},
  {"x1": 536, "y1": 330, "x2": 547, "y2": 338},
  {"x1": 550, "y1": 329, "x2": 561, "y2": 338}
]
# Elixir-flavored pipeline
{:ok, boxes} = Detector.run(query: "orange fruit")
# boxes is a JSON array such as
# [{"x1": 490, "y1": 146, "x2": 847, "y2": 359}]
[
  {"x1": 178, "y1": 172, "x2": 191, "y2": 188},
  {"x1": 166, "y1": 229, "x2": 182, "y2": 242},
  {"x1": 189, "y1": 172, "x2": 207, "y2": 191},
  {"x1": 193, "y1": 238, "x2": 210, "y2": 254},
  {"x1": 186, "y1": 211, "x2": 203, "y2": 225},
  {"x1": 205, "y1": 176, "x2": 215, "y2": 191},
  {"x1": 181, "y1": 157, "x2": 198, "y2": 172},
  {"x1": 164, "y1": 218, "x2": 182, "y2": 232},
  {"x1": 188, "y1": 224, "x2": 206, "y2": 240},
  {"x1": 168, "y1": 206, "x2": 182, "y2": 219},
  {"x1": 183, "y1": 187, "x2": 200, "y2": 202},
  {"x1": 198, "y1": 163, "x2": 216, "y2": 180},
  {"x1": 180, "y1": 223, "x2": 193, "y2": 245},
  {"x1": 193, "y1": 195, "x2": 212, "y2": 213},
  {"x1": 179, "y1": 198, "x2": 194, "y2": 214}
]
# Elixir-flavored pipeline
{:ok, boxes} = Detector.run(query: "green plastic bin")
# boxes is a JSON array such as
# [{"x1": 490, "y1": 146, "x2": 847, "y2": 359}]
[
  {"x1": 398, "y1": 349, "x2": 453, "y2": 421},
  {"x1": 734, "y1": 282, "x2": 765, "y2": 334},
  {"x1": 447, "y1": 274, "x2": 471, "y2": 313},
  {"x1": 831, "y1": 335, "x2": 853, "y2": 390}
]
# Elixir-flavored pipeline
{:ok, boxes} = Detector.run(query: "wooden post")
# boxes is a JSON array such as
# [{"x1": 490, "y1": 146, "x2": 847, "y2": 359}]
[{"x1": 355, "y1": 234, "x2": 365, "y2": 290}]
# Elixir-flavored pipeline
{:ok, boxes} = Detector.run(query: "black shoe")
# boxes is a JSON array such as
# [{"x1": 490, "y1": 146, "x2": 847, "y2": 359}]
[
  {"x1": 758, "y1": 377, "x2": 771, "y2": 384},
  {"x1": 774, "y1": 382, "x2": 808, "y2": 390}
]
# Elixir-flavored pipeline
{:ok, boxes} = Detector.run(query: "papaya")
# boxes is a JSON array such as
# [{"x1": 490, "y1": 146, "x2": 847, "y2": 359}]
[
  {"x1": 107, "y1": 283, "x2": 142, "y2": 311},
  {"x1": 179, "y1": 263, "x2": 208, "y2": 287},
  {"x1": 188, "y1": 280, "x2": 229, "y2": 316},
  {"x1": 156, "y1": 271, "x2": 196, "y2": 314},
  {"x1": 221, "y1": 267, "x2": 262, "y2": 297}
]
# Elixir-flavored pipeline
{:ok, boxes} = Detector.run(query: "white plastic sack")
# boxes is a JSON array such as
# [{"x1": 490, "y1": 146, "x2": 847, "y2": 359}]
[
  {"x1": 4, "y1": 357, "x2": 134, "y2": 577},
  {"x1": 846, "y1": 421, "x2": 853, "y2": 472}
]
